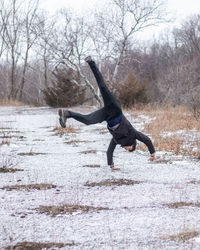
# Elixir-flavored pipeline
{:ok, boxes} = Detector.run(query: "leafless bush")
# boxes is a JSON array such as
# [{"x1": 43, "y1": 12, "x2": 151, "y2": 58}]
[
  {"x1": 190, "y1": 90, "x2": 200, "y2": 119},
  {"x1": 115, "y1": 72, "x2": 149, "y2": 108},
  {"x1": 0, "y1": 153, "x2": 19, "y2": 170}
]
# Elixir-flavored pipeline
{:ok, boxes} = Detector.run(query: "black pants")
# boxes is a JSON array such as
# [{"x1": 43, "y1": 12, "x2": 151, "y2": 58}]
[{"x1": 69, "y1": 61, "x2": 122, "y2": 125}]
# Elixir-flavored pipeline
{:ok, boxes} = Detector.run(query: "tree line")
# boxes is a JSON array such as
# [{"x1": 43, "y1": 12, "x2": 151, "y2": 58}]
[{"x1": 0, "y1": 0, "x2": 199, "y2": 115}]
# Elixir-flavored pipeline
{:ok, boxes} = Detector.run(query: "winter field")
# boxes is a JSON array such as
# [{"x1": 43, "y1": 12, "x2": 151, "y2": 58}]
[{"x1": 0, "y1": 105, "x2": 200, "y2": 250}]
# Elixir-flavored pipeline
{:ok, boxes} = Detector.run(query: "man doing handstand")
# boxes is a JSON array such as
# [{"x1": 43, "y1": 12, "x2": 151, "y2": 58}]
[{"x1": 59, "y1": 56, "x2": 155, "y2": 170}]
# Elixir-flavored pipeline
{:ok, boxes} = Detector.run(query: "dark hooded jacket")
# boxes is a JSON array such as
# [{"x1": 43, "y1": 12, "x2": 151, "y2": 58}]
[{"x1": 107, "y1": 115, "x2": 155, "y2": 165}]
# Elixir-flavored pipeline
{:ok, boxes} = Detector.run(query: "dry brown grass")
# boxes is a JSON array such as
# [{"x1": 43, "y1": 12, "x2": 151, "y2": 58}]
[
  {"x1": 188, "y1": 180, "x2": 200, "y2": 184},
  {"x1": 0, "y1": 134, "x2": 26, "y2": 141},
  {"x1": 18, "y1": 152, "x2": 47, "y2": 156},
  {"x1": 1, "y1": 183, "x2": 56, "y2": 191},
  {"x1": 133, "y1": 105, "x2": 200, "y2": 130},
  {"x1": 80, "y1": 149, "x2": 97, "y2": 154},
  {"x1": 0, "y1": 168, "x2": 23, "y2": 173},
  {"x1": 52, "y1": 126, "x2": 79, "y2": 136},
  {"x1": 5, "y1": 241, "x2": 76, "y2": 249},
  {"x1": 164, "y1": 202, "x2": 200, "y2": 208},
  {"x1": 0, "y1": 135, "x2": 25, "y2": 140},
  {"x1": 0, "y1": 128, "x2": 25, "y2": 146},
  {"x1": 83, "y1": 164, "x2": 101, "y2": 168},
  {"x1": 0, "y1": 99, "x2": 24, "y2": 106},
  {"x1": 129, "y1": 104, "x2": 200, "y2": 158},
  {"x1": 160, "y1": 230, "x2": 199, "y2": 242},
  {"x1": 0, "y1": 139, "x2": 10, "y2": 146},
  {"x1": 85, "y1": 179, "x2": 142, "y2": 187},
  {"x1": 36, "y1": 204, "x2": 109, "y2": 216}
]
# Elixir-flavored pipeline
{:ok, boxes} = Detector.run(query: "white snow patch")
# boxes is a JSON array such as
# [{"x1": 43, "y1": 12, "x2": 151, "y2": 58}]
[{"x1": 0, "y1": 106, "x2": 200, "y2": 249}]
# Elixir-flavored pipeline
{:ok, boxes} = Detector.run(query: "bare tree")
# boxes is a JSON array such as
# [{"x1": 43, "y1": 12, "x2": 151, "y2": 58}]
[
  {"x1": 18, "y1": 0, "x2": 40, "y2": 100},
  {"x1": 41, "y1": 10, "x2": 103, "y2": 106},
  {"x1": 0, "y1": 3, "x2": 11, "y2": 97},
  {"x1": 0, "y1": 0, "x2": 169, "y2": 105},
  {"x1": 0, "y1": 4, "x2": 10, "y2": 58},
  {"x1": 0, "y1": 0, "x2": 42, "y2": 101},
  {"x1": 154, "y1": 15, "x2": 200, "y2": 105},
  {"x1": 45, "y1": 1, "x2": 167, "y2": 106},
  {"x1": 36, "y1": 15, "x2": 57, "y2": 89},
  {"x1": 95, "y1": 0, "x2": 167, "y2": 82},
  {"x1": 174, "y1": 14, "x2": 200, "y2": 58},
  {"x1": 2, "y1": 0, "x2": 23, "y2": 99}
]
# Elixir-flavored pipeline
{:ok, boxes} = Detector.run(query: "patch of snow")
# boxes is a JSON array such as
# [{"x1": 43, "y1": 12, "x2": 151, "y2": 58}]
[
  {"x1": 0, "y1": 106, "x2": 200, "y2": 249},
  {"x1": 194, "y1": 236, "x2": 200, "y2": 243}
]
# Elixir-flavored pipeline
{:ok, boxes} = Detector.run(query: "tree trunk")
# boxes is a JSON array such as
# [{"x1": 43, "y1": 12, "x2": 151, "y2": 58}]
[
  {"x1": 19, "y1": 48, "x2": 29, "y2": 100},
  {"x1": 10, "y1": 48, "x2": 16, "y2": 99}
]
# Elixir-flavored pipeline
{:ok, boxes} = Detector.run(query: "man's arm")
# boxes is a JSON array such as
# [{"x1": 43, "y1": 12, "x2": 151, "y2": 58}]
[
  {"x1": 106, "y1": 138, "x2": 117, "y2": 166},
  {"x1": 135, "y1": 130, "x2": 155, "y2": 155}
]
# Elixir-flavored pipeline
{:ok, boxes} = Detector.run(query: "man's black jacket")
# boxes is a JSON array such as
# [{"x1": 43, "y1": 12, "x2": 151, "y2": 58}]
[{"x1": 107, "y1": 115, "x2": 155, "y2": 165}]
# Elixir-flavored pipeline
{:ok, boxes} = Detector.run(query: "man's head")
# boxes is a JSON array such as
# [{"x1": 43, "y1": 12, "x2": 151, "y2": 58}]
[{"x1": 123, "y1": 144, "x2": 136, "y2": 152}]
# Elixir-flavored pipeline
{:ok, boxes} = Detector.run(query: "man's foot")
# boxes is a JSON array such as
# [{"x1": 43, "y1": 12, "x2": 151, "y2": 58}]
[
  {"x1": 110, "y1": 166, "x2": 120, "y2": 171},
  {"x1": 58, "y1": 109, "x2": 70, "y2": 128},
  {"x1": 85, "y1": 56, "x2": 92, "y2": 63}
]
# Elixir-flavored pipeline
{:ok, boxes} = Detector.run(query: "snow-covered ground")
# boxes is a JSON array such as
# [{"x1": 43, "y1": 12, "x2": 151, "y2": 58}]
[{"x1": 0, "y1": 106, "x2": 200, "y2": 249}]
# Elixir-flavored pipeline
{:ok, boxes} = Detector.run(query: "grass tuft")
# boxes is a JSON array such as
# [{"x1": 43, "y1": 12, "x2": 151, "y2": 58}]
[
  {"x1": 85, "y1": 179, "x2": 142, "y2": 187},
  {"x1": 52, "y1": 126, "x2": 79, "y2": 136},
  {"x1": 164, "y1": 202, "x2": 200, "y2": 208},
  {"x1": 80, "y1": 149, "x2": 97, "y2": 154},
  {"x1": 4, "y1": 241, "x2": 76, "y2": 249},
  {"x1": 0, "y1": 168, "x2": 23, "y2": 173},
  {"x1": 83, "y1": 164, "x2": 101, "y2": 168},
  {"x1": 188, "y1": 180, "x2": 200, "y2": 184},
  {"x1": 35, "y1": 204, "x2": 109, "y2": 216},
  {"x1": 18, "y1": 152, "x2": 47, "y2": 156},
  {"x1": 1, "y1": 183, "x2": 56, "y2": 191},
  {"x1": 160, "y1": 231, "x2": 199, "y2": 242}
]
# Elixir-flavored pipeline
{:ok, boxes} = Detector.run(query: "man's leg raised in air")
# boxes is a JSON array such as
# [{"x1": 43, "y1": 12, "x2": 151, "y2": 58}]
[
  {"x1": 58, "y1": 56, "x2": 122, "y2": 128},
  {"x1": 85, "y1": 56, "x2": 122, "y2": 121}
]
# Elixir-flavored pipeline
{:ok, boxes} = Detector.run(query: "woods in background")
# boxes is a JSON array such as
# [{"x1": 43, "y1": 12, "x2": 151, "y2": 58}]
[{"x1": 0, "y1": 0, "x2": 199, "y2": 116}]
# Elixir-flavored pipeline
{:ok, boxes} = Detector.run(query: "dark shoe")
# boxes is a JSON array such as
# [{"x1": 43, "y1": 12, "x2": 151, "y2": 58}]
[
  {"x1": 58, "y1": 109, "x2": 69, "y2": 128},
  {"x1": 85, "y1": 56, "x2": 92, "y2": 63}
]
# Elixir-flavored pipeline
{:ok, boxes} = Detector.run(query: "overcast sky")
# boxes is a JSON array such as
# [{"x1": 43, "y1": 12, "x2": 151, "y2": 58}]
[
  {"x1": 40, "y1": 0, "x2": 200, "y2": 16},
  {"x1": 39, "y1": 0, "x2": 200, "y2": 40}
]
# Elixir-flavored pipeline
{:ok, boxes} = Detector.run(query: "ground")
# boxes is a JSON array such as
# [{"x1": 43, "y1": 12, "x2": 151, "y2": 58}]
[{"x1": 0, "y1": 106, "x2": 200, "y2": 250}]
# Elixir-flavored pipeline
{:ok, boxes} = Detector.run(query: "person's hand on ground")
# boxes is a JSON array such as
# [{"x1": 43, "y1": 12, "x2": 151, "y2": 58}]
[
  {"x1": 110, "y1": 165, "x2": 120, "y2": 170},
  {"x1": 149, "y1": 153, "x2": 155, "y2": 161}
]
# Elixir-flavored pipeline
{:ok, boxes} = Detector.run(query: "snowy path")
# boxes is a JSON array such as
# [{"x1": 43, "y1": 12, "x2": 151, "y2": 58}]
[{"x1": 0, "y1": 106, "x2": 200, "y2": 249}]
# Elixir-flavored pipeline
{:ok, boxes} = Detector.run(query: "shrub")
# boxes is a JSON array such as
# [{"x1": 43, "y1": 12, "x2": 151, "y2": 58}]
[
  {"x1": 115, "y1": 73, "x2": 149, "y2": 108},
  {"x1": 190, "y1": 90, "x2": 200, "y2": 119},
  {"x1": 43, "y1": 68, "x2": 86, "y2": 107}
]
